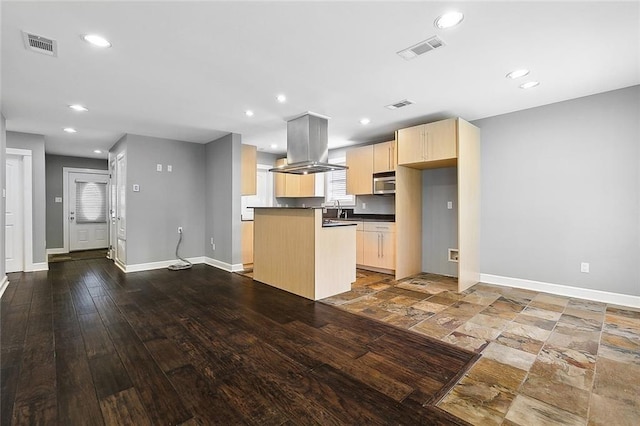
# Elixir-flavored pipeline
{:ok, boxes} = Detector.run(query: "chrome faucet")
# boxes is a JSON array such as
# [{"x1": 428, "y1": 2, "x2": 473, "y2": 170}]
[{"x1": 334, "y1": 199, "x2": 342, "y2": 219}]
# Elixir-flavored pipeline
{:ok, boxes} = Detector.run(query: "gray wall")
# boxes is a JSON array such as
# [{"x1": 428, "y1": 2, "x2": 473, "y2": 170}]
[
  {"x1": 6, "y1": 131, "x2": 47, "y2": 264},
  {"x1": 0, "y1": 115, "x2": 6, "y2": 278},
  {"x1": 473, "y1": 85, "x2": 639, "y2": 296},
  {"x1": 205, "y1": 133, "x2": 242, "y2": 265},
  {"x1": 124, "y1": 134, "x2": 206, "y2": 265},
  {"x1": 45, "y1": 154, "x2": 108, "y2": 249},
  {"x1": 422, "y1": 167, "x2": 458, "y2": 277}
]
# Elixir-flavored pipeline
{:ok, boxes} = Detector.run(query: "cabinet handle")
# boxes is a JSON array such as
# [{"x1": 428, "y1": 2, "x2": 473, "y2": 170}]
[
  {"x1": 378, "y1": 233, "x2": 381, "y2": 257},
  {"x1": 380, "y1": 233, "x2": 384, "y2": 258},
  {"x1": 388, "y1": 146, "x2": 391, "y2": 169}
]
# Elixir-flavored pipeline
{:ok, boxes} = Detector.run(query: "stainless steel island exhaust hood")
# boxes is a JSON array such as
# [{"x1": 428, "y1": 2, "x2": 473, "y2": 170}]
[{"x1": 269, "y1": 112, "x2": 348, "y2": 175}]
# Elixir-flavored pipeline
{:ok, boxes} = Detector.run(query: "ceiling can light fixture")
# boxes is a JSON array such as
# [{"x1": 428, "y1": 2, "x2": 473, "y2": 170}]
[
  {"x1": 360, "y1": 118, "x2": 371, "y2": 125},
  {"x1": 245, "y1": 110, "x2": 254, "y2": 117},
  {"x1": 276, "y1": 94, "x2": 286, "y2": 103},
  {"x1": 69, "y1": 104, "x2": 88, "y2": 112},
  {"x1": 506, "y1": 69, "x2": 530, "y2": 79},
  {"x1": 93, "y1": 150, "x2": 102, "y2": 154},
  {"x1": 434, "y1": 11, "x2": 464, "y2": 29},
  {"x1": 520, "y1": 81, "x2": 540, "y2": 89},
  {"x1": 63, "y1": 127, "x2": 77, "y2": 133},
  {"x1": 82, "y1": 34, "x2": 112, "y2": 48},
  {"x1": 270, "y1": 144, "x2": 278, "y2": 149}
]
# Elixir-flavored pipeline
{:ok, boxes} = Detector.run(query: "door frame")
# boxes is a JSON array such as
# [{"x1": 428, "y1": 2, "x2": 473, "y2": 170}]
[
  {"x1": 62, "y1": 167, "x2": 110, "y2": 253},
  {"x1": 6, "y1": 148, "x2": 33, "y2": 272}
]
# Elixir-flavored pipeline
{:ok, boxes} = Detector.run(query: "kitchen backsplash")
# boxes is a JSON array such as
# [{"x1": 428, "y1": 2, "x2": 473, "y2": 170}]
[
  {"x1": 353, "y1": 195, "x2": 395, "y2": 214},
  {"x1": 274, "y1": 194, "x2": 395, "y2": 214}
]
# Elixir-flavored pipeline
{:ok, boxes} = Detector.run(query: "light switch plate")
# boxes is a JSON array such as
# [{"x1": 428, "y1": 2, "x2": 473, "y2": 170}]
[
  {"x1": 447, "y1": 201, "x2": 453, "y2": 209},
  {"x1": 167, "y1": 165, "x2": 173, "y2": 172},
  {"x1": 133, "y1": 184, "x2": 140, "y2": 192},
  {"x1": 156, "y1": 164, "x2": 162, "y2": 172},
  {"x1": 55, "y1": 196, "x2": 63, "y2": 203}
]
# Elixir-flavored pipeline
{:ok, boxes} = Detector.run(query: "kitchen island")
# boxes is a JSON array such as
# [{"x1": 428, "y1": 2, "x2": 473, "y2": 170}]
[{"x1": 252, "y1": 207, "x2": 356, "y2": 300}]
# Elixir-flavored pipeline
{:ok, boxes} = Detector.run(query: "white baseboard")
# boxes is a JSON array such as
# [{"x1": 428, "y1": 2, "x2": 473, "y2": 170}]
[
  {"x1": 0, "y1": 276, "x2": 9, "y2": 299},
  {"x1": 26, "y1": 262, "x2": 49, "y2": 272},
  {"x1": 46, "y1": 248, "x2": 67, "y2": 255},
  {"x1": 204, "y1": 257, "x2": 244, "y2": 273},
  {"x1": 480, "y1": 273, "x2": 640, "y2": 308}
]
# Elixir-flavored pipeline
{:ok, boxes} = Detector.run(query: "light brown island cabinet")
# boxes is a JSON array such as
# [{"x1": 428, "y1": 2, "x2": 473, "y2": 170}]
[
  {"x1": 253, "y1": 208, "x2": 356, "y2": 300},
  {"x1": 362, "y1": 222, "x2": 395, "y2": 272},
  {"x1": 395, "y1": 117, "x2": 480, "y2": 293},
  {"x1": 397, "y1": 118, "x2": 457, "y2": 168},
  {"x1": 373, "y1": 140, "x2": 396, "y2": 173},
  {"x1": 241, "y1": 144, "x2": 257, "y2": 195},
  {"x1": 346, "y1": 144, "x2": 373, "y2": 195},
  {"x1": 274, "y1": 158, "x2": 318, "y2": 197}
]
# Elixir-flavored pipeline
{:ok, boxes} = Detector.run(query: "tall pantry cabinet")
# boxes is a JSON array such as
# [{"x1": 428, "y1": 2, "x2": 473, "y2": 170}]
[{"x1": 395, "y1": 117, "x2": 480, "y2": 292}]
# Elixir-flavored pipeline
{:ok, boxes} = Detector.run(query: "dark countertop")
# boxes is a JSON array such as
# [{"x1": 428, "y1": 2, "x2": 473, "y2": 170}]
[
  {"x1": 322, "y1": 221, "x2": 358, "y2": 228},
  {"x1": 250, "y1": 206, "x2": 323, "y2": 209}
]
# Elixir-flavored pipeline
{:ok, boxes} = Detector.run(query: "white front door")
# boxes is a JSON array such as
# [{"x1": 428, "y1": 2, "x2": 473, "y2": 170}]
[
  {"x1": 69, "y1": 172, "x2": 109, "y2": 251},
  {"x1": 5, "y1": 155, "x2": 24, "y2": 272}
]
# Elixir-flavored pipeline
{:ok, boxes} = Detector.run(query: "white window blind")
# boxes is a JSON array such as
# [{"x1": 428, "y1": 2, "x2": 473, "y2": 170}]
[
  {"x1": 76, "y1": 181, "x2": 107, "y2": 223},
  {"x1": 325, "y1": 158, "x2": 355, "y2": 205}
]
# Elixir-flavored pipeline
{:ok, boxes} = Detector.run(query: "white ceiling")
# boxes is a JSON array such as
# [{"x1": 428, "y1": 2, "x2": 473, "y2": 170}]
[{"x1": 2, "y1": 1, "x2": 639, "y2": 159}]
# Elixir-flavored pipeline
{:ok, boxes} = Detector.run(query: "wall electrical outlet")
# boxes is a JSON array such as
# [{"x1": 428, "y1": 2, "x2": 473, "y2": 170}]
[
  {"x1": 177, "y1": 227, "x2": 183, "y2": 234},
  {"x1": 447, "y1": 201, "x2": 453, "y2": 209},
  {"x1": 580, "y1": 262, "x2": 590, "y2": 273},
  {"x1": 362, "y1": 202, "x2": 366, "y2": 210},
  {"x1": 156, "y1": 164, "x2": 162, "y2": 172},
  {"x1": 210, "y1": 238, "x2": 215, "y2": 250},
  {"x1": 167, "y1": 165, "x2": 173, "y2": 172}
]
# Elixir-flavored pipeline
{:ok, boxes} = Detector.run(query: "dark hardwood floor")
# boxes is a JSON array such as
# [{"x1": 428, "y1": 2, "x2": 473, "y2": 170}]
[{"x1": 1, "y1": 258, "x2": 478, "y2": 425}]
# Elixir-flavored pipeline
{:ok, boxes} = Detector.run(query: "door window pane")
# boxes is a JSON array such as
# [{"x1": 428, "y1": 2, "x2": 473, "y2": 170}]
[{"x1": 76, "y1": 181, "x2": 107, "y2": 223}]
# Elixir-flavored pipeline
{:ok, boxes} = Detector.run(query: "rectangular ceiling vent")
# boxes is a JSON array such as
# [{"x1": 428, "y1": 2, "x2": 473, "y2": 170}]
[
  {"x1": 22, "y1": 31, "x2": 58, "y2": 57},
  {"x1": 397, "y1": 36, "x2": 445, "y2": 61},
  {"x1": 385, "y1": 99, "x2": 415, "y2": 110}
]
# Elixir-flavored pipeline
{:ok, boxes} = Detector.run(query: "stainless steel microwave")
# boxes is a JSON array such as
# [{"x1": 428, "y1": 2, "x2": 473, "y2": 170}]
[{"x1": 373, "y1": 172, "x2": 396, "y2": 194}]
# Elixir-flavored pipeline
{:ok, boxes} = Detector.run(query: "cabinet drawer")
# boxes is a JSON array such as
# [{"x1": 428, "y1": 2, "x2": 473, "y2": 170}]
[{"x1": 363, "y1": 222, "x2": 395, "y2": 233}]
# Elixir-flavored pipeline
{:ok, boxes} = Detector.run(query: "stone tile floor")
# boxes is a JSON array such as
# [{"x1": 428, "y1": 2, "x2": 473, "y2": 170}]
[{"x1": 321, "y1": 271, "x2": 640, "y2": 425}]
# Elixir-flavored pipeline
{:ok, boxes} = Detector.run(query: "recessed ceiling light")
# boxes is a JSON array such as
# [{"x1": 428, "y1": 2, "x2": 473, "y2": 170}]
[
  {"x1": 270, "y1": 144, "x2": 278, "y2": 149},
  {"x1": 434, "y1": 11, "x2": 464, "y2": 29},
  {"x1": 63, "y1": 127, "x2": 77, "y2": 133},
  {"x1": 93, "y1": 150, "x2": 102, "y2": 154},
  {"x1": 276, "y1": 94, "x2": 286, "y2": 103},
  {"x1": 82, "y1": 34, "x2": 112, "y2": 48},
  {"x1": 245, "y1": 110, "x2": 254, "y2": 117},
  {"x1": 69, "y1": 104, "x2": 88, "y2": 112},
  {"x1": 520, "y1": 81, "x2": 540, "y2": 89},
  {"x1": 506, "y1": 69, "x2": 530, "y2": 79},
  {"x1": 360, "y1": 118, "x2": 371, "y2": 125}
]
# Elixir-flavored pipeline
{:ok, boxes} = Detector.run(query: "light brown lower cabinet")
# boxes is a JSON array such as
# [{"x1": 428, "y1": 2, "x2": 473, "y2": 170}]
[
  {"x1": 361, "y1": 222, "x2": 395, "y2": 271},
  {"x1": 241, "y1": 221, "x2": 253, "y2": 265}
]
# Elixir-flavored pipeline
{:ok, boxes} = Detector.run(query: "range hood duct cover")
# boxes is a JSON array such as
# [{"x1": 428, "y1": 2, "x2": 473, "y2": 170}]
[{"x1": 270, "y1": 112, "x2": 348, "y2": 175}]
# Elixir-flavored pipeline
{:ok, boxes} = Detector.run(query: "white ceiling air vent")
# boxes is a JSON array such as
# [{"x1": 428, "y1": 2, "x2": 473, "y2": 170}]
[
  {"x1": 22, "y1": 31, "x2": 57, "y2": 57},
  {"x1": 397, "y1": 36, "x2": 445, "y2": 61},
  {"x1": 385, "y1": 99, "x2": 415, "y2": 110}
]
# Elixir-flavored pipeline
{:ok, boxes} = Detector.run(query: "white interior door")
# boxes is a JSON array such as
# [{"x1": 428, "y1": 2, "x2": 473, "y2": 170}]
[
  {"x1": 5, "y1": 155, "x2": 24, "y2": 272},
  {"x1": 69, "y1": 172, "x2": 109, "y2": 251}
]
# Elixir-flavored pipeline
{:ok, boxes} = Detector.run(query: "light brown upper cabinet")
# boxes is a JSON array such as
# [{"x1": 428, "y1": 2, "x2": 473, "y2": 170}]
[
  {"x1": 241, "y1": 144, "x2": 257, "y2": 195},
  {"x1": 373, "y1": 140, "x2": 396, "y2": 173},
  {"x1": 274, "y1": 158, "x2": 321, "y2": 197},
  {"x1": 346, "y1": 145, "x2": 373, "y2": 195},
  {"x1": 397, "y1": 118, "x2": 457, "y2": 168}
]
